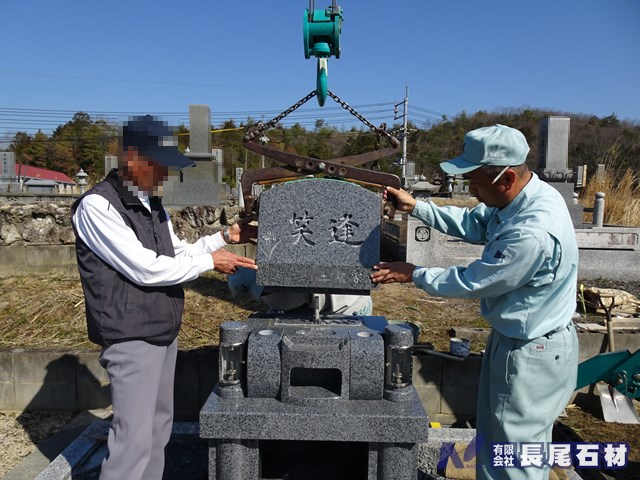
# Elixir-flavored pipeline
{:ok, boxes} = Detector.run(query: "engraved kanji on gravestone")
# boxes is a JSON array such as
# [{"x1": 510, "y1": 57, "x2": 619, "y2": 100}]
[
  {"x1": 256, "y1": 178, "x2": 381, "y2": 293},
  {"x1": 330, "y1": 213, "x2": 363, "y2": 246},
  {"x1": 290, "y1": 211, "x2": 315, "y2": 246}
]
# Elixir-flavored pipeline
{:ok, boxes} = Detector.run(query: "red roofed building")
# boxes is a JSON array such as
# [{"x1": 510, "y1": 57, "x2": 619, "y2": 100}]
[
  {"x1": 1, "y1": 152, "x2": 77, "y2": 193},
  {"x1": 15, "y1": 164, "x2": 75, "y2": 185}
]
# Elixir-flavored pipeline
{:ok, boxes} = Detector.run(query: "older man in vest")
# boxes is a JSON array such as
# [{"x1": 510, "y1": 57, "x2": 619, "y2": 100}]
[{"x1": 72, "y1": 115, "x2": 256, "y2": 480}]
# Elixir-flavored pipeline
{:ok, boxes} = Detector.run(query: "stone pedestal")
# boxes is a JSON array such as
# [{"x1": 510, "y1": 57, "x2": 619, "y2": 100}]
[{"x1": 200, "y1": 316, "x2": 429, "y2": 480}]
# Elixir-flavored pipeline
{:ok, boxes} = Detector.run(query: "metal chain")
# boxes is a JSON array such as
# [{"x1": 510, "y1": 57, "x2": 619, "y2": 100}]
[
  {"x1": 327, "y1": 91, "x2": 400, "y2": 148},
  {"x1": 327, "y1": 90, "x2": 378, "y2": 131},
  {"x1": 244, "y1": 90, "x2": 317, "y2": 141},
  {"x1": 244, "y1": 89, "x2": 400, "y2": 149}
]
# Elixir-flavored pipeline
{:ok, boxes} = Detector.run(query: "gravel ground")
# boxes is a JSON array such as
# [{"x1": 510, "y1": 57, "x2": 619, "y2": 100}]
[{"x1": 0, "y1": 411, "x2": 75, "y2": 477}]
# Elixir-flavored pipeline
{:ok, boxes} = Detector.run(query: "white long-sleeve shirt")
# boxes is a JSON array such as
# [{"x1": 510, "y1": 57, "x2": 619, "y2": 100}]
[{"x1": 72, "y1": 193, "x2": 227, "y2": 287}]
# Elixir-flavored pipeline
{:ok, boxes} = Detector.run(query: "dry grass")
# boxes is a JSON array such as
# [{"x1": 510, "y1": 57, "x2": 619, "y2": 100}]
[
  {"x1": 0, "y1": 276, "x2": 88, "y2": 349},
  {"x1": 579, "y1": 151, "x2": 640, "y2": 226},
  {"x1": 0, "y1": 273, "x2": 487, "y2": 353}
]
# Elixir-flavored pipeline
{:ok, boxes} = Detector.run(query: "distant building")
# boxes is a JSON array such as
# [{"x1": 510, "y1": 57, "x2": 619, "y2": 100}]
[
  {"x1": 15, "y1": 164, "x2": 75, "y2": 185},
  {"x1": 0, "y1": 152, "x2": 76, "y2": 193},
  {"x1": 23, "y1": 178, "x2": 60, "y2": 194}
]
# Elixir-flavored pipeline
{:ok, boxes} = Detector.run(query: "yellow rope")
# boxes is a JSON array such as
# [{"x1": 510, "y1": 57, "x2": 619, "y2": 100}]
[{"x1": 178, "y1": 127, "x2": 244, "y2": 136}]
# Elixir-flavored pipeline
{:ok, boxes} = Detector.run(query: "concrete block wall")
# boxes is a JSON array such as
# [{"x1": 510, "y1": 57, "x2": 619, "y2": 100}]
[
  {"x1": 0, "y1": 244, "x2": 78, "y2": 277},
  {"x1": 0, "y1": 348, "x2": 511, "y2": 424},
  {"x1": 2, "y1": 331, "x2": 638, "y2": 421},
  {"x1": 0, "y1": 348, "x2": 220, "y2": 420},
  {"x1": 0, "y1": 243, "x2": 255, "y2": 278},
  {"x1": 413, "y1": 354, "x2": 482, "y2": 425},
  {"x1": 0, "y1": 349, "x2": 111, "y2": 413}
]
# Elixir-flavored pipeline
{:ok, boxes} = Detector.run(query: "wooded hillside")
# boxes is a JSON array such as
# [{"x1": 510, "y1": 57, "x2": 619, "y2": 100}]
[{"x1": 5, "y1": 108, "x2": 639, "y2": 184}]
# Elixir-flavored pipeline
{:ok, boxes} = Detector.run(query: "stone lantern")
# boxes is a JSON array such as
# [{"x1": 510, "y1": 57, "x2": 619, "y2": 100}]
[{"x1": 76, "y1": 168, "x2": 88, "y2": 194}]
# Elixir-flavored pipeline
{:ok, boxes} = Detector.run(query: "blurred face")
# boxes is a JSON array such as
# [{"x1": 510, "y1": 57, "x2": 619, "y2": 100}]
[{"x1": 120, "y1": 147, "x2": 168, "y2": 194}]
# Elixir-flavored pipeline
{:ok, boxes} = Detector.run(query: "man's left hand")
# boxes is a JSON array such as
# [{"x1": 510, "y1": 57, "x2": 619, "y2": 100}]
[{"x1": 371, "y1": 262, "x2": 416, "y2": 284}]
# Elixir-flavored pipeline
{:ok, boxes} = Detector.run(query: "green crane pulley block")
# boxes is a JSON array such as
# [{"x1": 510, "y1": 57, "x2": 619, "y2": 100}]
[{"x1": 303, "y1": 1, "x2": 342, "y2": 106}]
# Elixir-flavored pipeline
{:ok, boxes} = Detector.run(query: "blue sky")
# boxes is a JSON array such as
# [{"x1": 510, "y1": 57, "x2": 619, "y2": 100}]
[{"x1": 1, "y1": 0, "x2": 638, "y2": 142}]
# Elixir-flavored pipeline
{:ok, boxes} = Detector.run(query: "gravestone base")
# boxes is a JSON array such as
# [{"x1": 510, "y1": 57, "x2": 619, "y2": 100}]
[
  {"x1": 199, "y1": 316, "x2": 429, "y2": 480},
  {"x1": 201, "y1": 394, "x2": 426, "y2": 479}
]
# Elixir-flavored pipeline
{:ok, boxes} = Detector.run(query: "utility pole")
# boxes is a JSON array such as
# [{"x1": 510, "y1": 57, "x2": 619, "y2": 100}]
[{"x1": 394, "y1": 86, "x2": 409, "y2": 188}]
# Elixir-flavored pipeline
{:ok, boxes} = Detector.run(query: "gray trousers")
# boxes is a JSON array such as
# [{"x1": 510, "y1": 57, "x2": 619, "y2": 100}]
[
  {"x1": 476, "y1": 324, "x2": 578, "y2": 480},
  {"x1": 98, "y1": 339, "x2": 178, "y2": 480}
]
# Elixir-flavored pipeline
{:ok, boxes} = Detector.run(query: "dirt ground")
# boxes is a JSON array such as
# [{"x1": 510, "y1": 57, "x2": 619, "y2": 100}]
[{"x1": 0, "y1": 274, "x2": 639, "y2": 477}]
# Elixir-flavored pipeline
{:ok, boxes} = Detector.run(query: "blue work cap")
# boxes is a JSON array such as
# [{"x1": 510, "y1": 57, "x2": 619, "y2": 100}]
[{"x1": 440, "y1": 124, "x2": 530, "y2": 175}]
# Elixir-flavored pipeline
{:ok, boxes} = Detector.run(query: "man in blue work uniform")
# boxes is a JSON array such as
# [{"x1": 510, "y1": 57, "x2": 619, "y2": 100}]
[
  {"x1": 71, "y1": 115, "x2": 257, "y2": 480},
  {"x1": 371, "y1": 124, "x2": 579, "y2": 480}
]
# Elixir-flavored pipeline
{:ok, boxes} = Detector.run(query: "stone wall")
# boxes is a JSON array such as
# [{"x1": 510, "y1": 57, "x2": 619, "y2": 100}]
[
  {"x1": 403, "y1": 217, "x2": 640, "y2": 281},
  {"x1": 0, "y1": 203, "x2": 244, "y2": 277}
]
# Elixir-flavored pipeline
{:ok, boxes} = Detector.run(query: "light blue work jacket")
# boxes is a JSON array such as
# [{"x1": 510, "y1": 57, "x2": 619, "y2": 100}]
[{"x1": 411, "y1": 173, "x2": 578, "y2": 340}]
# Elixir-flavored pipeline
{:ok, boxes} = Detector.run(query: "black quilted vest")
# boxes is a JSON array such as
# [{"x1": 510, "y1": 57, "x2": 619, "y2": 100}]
[{"x1": 71, "y1": 170, "x2": 184, "y2": 346}]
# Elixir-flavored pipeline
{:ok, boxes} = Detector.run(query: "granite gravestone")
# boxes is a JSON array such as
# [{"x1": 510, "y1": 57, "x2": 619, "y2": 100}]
[
  {"x1": 256, "y1": 178, "x2": 380, "y2": 293},
  {"x1": 537, "y1": 116, "x2": 571, "y2": 178},
  {"x1": 104, "y1": 155, "x2": 118, "y2": 174},
  {"x1": 200, "y1": 177, "x2": 428, "y2": 479},
  {"x1": 536, "y1": 116, "x2": 585, "y2": 227},
  {"x1": 162, "y1": 105, "x2": 230, "y2": 206}
]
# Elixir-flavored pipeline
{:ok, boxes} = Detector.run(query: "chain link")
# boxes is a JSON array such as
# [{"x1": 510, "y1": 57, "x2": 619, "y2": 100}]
[
  {"x1": 244, "y1": 90, "x2": 318, "y2": 141},
  {"x1": 244, "y1": 89, "x2": 400, "y2": 149},
  {"x1": 327, "y1": 91, "x2": 400, "y2": 148}
]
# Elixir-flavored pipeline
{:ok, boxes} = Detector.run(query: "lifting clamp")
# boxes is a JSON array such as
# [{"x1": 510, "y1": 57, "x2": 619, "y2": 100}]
[{"x1": 242, "y1": 90, "x2": 401, "y2": 218}]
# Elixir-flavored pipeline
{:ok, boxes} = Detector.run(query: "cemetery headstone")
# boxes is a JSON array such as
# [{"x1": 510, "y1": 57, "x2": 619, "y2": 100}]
[{"x1": 256, "y1": 178, "x2": 380, "y2": 293}]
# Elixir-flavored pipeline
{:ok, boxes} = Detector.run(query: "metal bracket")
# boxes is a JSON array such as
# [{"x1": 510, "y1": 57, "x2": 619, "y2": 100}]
[{"x1": 241, "y1": 140, "x2": 400, "y2": 218}]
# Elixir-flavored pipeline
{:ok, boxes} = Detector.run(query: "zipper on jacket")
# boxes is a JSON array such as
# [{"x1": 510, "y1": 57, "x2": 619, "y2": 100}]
[{"x1": 148, "y1": 213, "x2": 160, "y2": 255}]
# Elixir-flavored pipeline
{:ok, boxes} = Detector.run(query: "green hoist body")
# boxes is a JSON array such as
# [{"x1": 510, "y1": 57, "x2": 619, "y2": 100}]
[
  {"x1": 576, "y1": 349, "x2": 640, "y2": 400},
  {"x1": 303, "y1": 2, "x2": 343, "y2": 106}
]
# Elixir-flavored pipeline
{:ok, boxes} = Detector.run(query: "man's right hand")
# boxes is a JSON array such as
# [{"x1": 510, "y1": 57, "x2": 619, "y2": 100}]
[
  {"x1": 211, "y1": 249, "x2": 257, "y2": 274},
  {"x1": 385, "y1": 186, "x2": 417, "y2": 214},
  {"x1": 226, "y1": 217, "x2": 258, "y2": 244}
]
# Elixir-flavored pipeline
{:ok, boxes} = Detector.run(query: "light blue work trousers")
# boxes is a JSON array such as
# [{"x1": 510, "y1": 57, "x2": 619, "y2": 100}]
[
  {"x1": 98, "y1": 338, "x2": 178, "y2": 480},
  {"x1": 476, "y1": 324, "x2": 578, "y2": 480}
]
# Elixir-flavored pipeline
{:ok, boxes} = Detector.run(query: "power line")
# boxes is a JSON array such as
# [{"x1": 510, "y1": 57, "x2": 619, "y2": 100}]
[
  {"x1": 0, "y1": 100, "x2": 450, "y2": 147},
  {"x1": 0, "y1": 104, "x2": 399, "y2": 131}
]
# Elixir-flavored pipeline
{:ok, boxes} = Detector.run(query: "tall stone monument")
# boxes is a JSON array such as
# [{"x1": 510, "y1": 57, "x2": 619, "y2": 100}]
[
  {"x1": 537, "y1": 116, "x2": 584, "y2": 226},
  {"x1": 537, "y1": 116, "x2": 572, "y2": 180},
  {"x1": 0, "y1": 152, "x2": 20, "y2": 192},
  {"x1": 162, "y1": 104, "x2": 230, "y2": 206}
]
